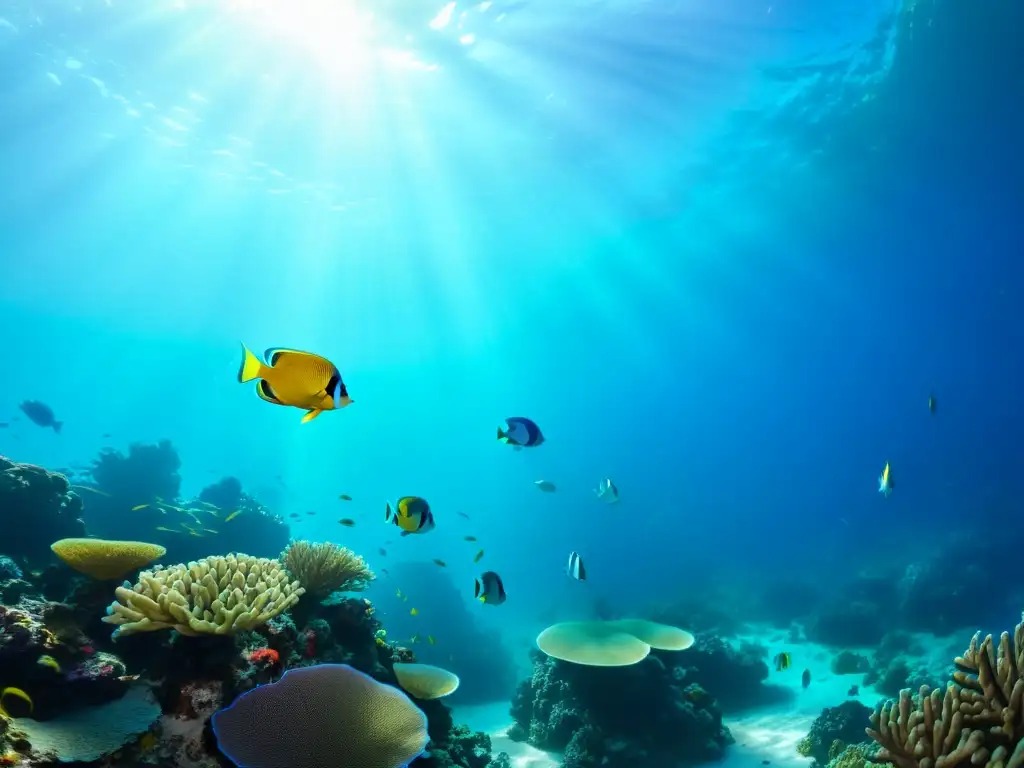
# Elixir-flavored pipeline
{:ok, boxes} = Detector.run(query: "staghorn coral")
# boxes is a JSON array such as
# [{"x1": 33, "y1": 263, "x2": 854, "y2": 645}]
[
  {"x1": 50, "y1": 537, "x2": 166, "y2": 580},
  {"x1": 866, "y1": 614, "x2": 1024, "y2": 768},
  {"x1": 281, "y1": 540, "x2": 374, "y2": 597},
  {"x1": 102, "y1": 553, "x2": 305, "y2": 637}
]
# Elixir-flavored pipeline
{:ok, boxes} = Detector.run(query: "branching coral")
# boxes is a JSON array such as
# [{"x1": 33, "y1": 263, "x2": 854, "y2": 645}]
[
  {"x1": 102, "y1": 554, "x2": 304, "y2": 637},
  {"x1": 866, "y1": 614, "x2": 1024, "y2": 768},
  {"x1": 281, "y1": 540, "x2": 374, "y2": 597}
]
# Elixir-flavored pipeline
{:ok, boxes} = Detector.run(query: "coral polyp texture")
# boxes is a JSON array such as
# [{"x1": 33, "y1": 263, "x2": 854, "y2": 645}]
[
  {"x1": 866, "y1": 614, "x2": 1024, "y2": 768},
  {"x1": 103, "y1": 553, "x2": 305, "y2": 637},
  {"x1": 281, "y1": 539, "x2": 375, "y2": 597},
  {"x1": 50, "y1": 537, "x2": 166, "y2": 580},
  {"x1": 211, "y1": 664, "x2": 428, "y2": 768}
]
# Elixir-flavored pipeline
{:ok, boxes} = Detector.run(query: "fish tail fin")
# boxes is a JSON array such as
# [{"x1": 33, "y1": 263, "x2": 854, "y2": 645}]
[
  {"x1": 497, "y1": 427, "x2": 506, "y2": 441},
  {"x1": 52, "y1": 421, "x2": 63, "y2": 434},
  {"x1": 238, "y1": 344, "x2": 265, "y2": 383}
]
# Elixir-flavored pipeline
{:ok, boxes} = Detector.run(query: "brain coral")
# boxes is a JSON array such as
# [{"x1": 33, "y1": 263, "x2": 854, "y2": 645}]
[
  {"x1": 102, "y1": 553, "x2": 304, "y2": 637},
  {"x1": 51, "y1": 538, "x2": 166, "y2": 580},
  {"x1": 211, "y1": 664, "x2": 428, "y2": 768}
]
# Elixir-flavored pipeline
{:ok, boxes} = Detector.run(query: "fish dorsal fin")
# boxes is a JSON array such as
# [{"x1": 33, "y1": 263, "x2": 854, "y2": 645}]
[
  {"x1": 256, "y1": 380, "x2": 284, "y2": 405},
  {"x1": 264, "y1": 347, "x2": 323, "y2": 366},
  {"x1": 474, "y1": 579, "x2": 481, "y2": 598}
]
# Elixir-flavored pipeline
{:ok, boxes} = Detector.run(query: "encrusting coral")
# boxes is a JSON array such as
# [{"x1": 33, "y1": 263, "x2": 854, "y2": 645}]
[
  {"x1": 866, "y1": 613, "x2": 1024, "y2": 768},
  {"x1": 50, "y1": 538, "x2": 166, "y2": 580},
  {"x1": 102, "y1": 553, "x2": 305, "y2": 637},
  {"x1": 281, "y1": 540, "x2": 374, "y2": 598}
]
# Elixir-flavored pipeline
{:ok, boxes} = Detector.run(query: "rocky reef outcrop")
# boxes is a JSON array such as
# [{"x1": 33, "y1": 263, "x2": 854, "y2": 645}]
[{"x1": 509, "y1": 648, "x2": 733, "y2": 768}]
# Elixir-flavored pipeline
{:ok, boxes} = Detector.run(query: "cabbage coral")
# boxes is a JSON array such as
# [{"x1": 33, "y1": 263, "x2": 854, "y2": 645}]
[
  {"x1": 102, "y1": 553, "x2": 304, "y2": 637},
  {"x1": 281, "y1": 540, "x2": 374, "y2": 597}
]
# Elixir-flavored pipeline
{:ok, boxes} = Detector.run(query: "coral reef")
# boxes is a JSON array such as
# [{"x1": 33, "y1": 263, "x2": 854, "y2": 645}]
[
  {"x1": 77, "y1": 442, "x2": 289, "y2": 562},
  {"x1": 866, "y1": 615, "x2": 1024, "y2": 768},
  {"x1": 104, "y1": 554, "x2": 305, "y2": 636},
  {"x1": 375, "y1": 561, "x2": 518, "y2": 704},
  {"x1": 797, "y1": 701, "x2": 873, "y2": 766},
  {"x1": 676, "y1": 634, "x2": 773, "y2": 710},
  {"x1": 831, "y1": 650, "x2": 871, "y2": 676},
  {"x1": 509, "y1": 648, "x2": 732, "y2": 768},
  {"x1": 281, "y1": 540, "x2": 374, "y2": 598},
  {"x1": 0, "y1": 457, "x2": 86, "y2": 565}
]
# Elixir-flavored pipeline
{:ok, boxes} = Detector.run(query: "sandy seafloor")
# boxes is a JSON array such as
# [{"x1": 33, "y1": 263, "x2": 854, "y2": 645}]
[{"x1": 452, "y1": 631, "x2": 963, "y2": 768}]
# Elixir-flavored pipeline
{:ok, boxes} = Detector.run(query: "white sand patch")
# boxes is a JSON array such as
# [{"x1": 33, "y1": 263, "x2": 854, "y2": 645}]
[{"x1": 454, "y1": 701, "x2": 561, "y2": 768}]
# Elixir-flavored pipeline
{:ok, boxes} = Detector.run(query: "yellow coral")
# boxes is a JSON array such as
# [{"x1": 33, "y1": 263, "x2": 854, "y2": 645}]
[
  {"x1": 51, "y1": 538, "x2": 166, "y2": 580},
  {"x1": 281, "y1": 540, "x2": 374, "y2": 598},
  {"x1": 102, "y1": 554, "x2": 304, "y2": 637}
]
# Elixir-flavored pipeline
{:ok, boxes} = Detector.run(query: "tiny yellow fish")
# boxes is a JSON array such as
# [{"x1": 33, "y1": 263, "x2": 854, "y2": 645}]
[
  {"x1": 37, "y1": 655, "x2": 61, "y2": 673},
  {"x1": 207, "y1": 510, "x2": 220, "y2": 517},
  {"x1": 339, "y1": 494, "x2": 353, "y2": 501},
  {"x1": 474, "y1": 549, "x2": 484, "y2": 563},
  {"x1": 433, "y1": 559, "x2": 447, "y2": 568},
  {"x1": 238, "y1": 344, "x2": 353, "y2": 423},
  {"x1": 463, "y1": 535, "x2": 477, "y2": 542},
  {"x1": 0, "y1": 686, "x2": 33, "y2": 716},
  {"x1": 203, "y1": 529, "x2": 218, "y2": 535},
  {"x1": 427, "y1": 635, "x2": 436, "y2": 645},
  {"x1": 396, "y1": 588, "x2": 402, "y2": 598},
  {"x1": 224, "y1": 510, "x2": 243, "y2": 523},
  {"x1": 188, "y1": 530, "x2": 203, "y2": 538},
  {"x1": 131, "y1": 504, "x2": 149, "y2": 511},
  {"x1": 118, "y1": 674, "x2": 141, "y2": 682},
  {"x1": 155, "y1": 526, "x2": 179, "y2": 533},
  {"x1": 338, "y1": 518, "x2": 356, "y2": 527},
  {"x1": 410, "y1": 608, "x2": 419, "y2": 616},
  {"x1": 410, "y1": 634, "x2": 421, "y2": 643},
  {"x1": 199, "y1": 502, "x2": 219, "y2": 510}
]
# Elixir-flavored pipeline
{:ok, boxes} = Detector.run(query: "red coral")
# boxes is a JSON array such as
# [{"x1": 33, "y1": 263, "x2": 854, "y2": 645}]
[{"x1": 248, "y1": 648, "x2": 280, "y2": 666}]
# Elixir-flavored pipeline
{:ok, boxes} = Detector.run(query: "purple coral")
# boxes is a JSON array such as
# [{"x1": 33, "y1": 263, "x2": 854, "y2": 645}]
[{"x1": 211, "y1": 664, "x2": 428, "y2": 768}]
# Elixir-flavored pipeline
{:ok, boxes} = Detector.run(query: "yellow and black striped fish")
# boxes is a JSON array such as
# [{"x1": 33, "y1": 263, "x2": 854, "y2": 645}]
[
  {"x1": 238, "y1": 344, "x2": 353, "y2": 424},
  {"x1": 774, "y1": 652, "x2": 791, "y2": 672}
]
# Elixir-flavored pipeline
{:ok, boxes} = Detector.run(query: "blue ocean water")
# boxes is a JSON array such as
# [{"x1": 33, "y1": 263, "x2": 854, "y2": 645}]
[{"x1": 0, "y1": 0, "x2": 1021, "y2": 714}]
